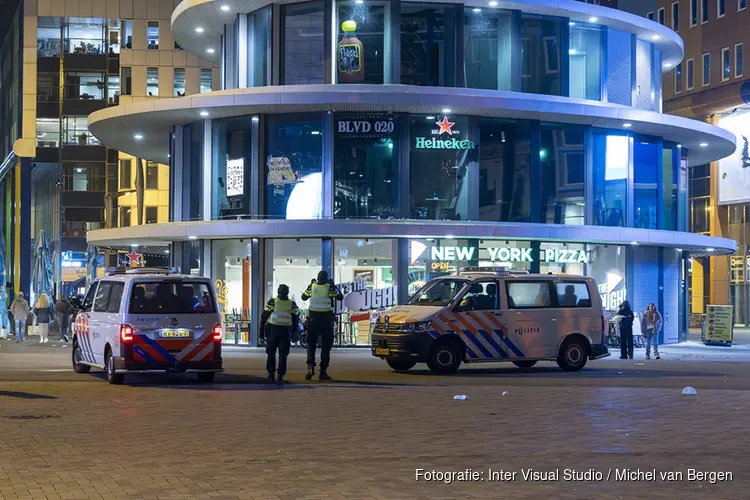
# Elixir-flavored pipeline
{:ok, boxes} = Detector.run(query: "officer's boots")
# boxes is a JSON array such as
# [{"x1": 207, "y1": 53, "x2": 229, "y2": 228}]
[
  {"x1": 305, "y1": 365, "x2": 315, "y2": 380},
  {"x1": 319, "y1": 369, "x2": 332, "y2": 381},
  {"x1": 266, "y1": 371, "x2": 275, "y2": 384}
]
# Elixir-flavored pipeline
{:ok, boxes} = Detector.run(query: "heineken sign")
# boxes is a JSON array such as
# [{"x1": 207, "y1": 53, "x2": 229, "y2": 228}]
[
  {"x1": 430, "y1": 246, "x2": 589, "y2": 264},
  {"x1": 414, "y1": 116, "x2": 477, "y2": 150}
]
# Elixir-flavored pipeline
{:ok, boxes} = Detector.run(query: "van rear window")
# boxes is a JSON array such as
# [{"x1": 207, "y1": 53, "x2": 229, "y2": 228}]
[{"x1": 129, "y1": 281, "x2": 216, "y2": 314}]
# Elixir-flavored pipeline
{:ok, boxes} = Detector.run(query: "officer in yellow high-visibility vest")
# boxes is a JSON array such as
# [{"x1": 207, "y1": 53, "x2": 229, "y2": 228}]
[
  {"x1": 301, "y1": 270, "x2": 343, "y2": 380},
  {"x1": 260, "y1": 284, "x2": 299, "y2": 385}
]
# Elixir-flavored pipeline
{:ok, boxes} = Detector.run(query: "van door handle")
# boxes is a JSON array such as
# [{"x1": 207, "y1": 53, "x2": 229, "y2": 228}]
[{"x1": 492, "y1": 312, "x2": 503, "y2": 316}]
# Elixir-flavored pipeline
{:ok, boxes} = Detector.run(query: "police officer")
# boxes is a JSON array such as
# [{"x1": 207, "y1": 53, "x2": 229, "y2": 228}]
[
  {"x1": 301, "y1": 270, "x2": 343, "y2": 381},
  {"x1": 260, "y1": 284, "x2": 299, "y2": 386}
]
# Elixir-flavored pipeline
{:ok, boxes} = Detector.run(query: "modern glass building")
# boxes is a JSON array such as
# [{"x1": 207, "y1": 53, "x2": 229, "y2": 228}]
[{"x1": 87, "y1": 0, "x2": 737, "y2": 347}]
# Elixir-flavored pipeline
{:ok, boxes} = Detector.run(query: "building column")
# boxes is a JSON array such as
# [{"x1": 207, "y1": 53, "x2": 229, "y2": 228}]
[
  {"x1": 322, "y1": 112, "x2": 334, "y2": 219},
  {"x1": 709, "y1": 116, "x2": 730, "y2": 306},
  {"x1": 171, "y1": 126, "x2": 184, "y2": 222},
  {"x1": 394, "y1": 238, "x2": 409, "y2": 305},
  {"x1": 238, "y1": 14, "x2": 248, "y2": 88},
  {"x1": 202, "y1": 119, "x2": 212, "y2": 221},
  {"x1": 16, "y1": 159, "x2": 32, "y2": 298},
  {"x1": 250, "y1": 238, "x2": 262, "y2": 346}
]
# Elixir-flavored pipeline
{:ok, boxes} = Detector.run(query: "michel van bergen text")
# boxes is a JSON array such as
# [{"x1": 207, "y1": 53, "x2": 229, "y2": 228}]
[{"x1": 415, "y1": 468, "x2": 733, "y2": 484}]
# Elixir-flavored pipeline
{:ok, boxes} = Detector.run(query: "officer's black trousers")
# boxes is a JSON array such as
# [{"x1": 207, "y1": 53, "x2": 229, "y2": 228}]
[
  {"x1": 266, "y1": 325, "x2": 291, "y2": 376},
  {"x1": 306, "y1": 313, "x2": 334, "y2": 370}
]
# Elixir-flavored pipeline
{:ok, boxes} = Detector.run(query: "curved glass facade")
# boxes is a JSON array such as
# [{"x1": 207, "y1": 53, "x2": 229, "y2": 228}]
[{"x1": 222, "y1": 1, "x2": 663, "y2": 109}]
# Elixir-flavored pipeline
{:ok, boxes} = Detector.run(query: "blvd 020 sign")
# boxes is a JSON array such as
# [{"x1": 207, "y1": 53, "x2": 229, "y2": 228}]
[
  {"x1": 430, "y1": 246, "x2": 589, "y2": 264},
  {"x1": 336, "y1": 115, "x2": 396, "y2": 139}
]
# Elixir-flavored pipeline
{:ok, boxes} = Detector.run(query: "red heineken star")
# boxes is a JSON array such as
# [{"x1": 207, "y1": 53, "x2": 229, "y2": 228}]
[
  {"x1": 435, "y1": 116, "x2": 455, "y2": 135},
  {"x1": 127, "y1": 250, "x2": 142, "y2": 266}
]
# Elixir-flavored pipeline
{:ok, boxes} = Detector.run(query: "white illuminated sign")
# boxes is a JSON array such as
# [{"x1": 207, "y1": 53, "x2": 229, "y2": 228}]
[
  {"x1": 718, "y1": 111, "x2": 750, "y2": 205},
  {"x1": 430, "y1": 246, "x2": 589, "y2": 264},
  {"x1": 226, "y1": 158, "x2": 244, "y2": 197}
]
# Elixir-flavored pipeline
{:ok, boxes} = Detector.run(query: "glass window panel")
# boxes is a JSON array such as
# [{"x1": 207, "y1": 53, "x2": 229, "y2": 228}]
[
  {"x1": 147, "y1": 67, "x2": 158, "y2": 96},
  {"x1": 145, "y1": 206, "x2": 158, "y2": 224},
  {"x1": 62, "y1": 116, "x2": 99, "y2": 145},
  {"x1": 200, "y1": 68, "x2": 213, "y2": 93},
  {"x1": 123, "y1": 19, "x2": 133, "y2": 49},
  {"x1": 478, "y1": 118, "x2": 532, "y2": 222},
  {"x1": 174, "y1": 68, "x2": 186, "y2": 96},
  {"x1": 675, "y1": 62, "x2": 683, "y2": 93},
  {"x1": 463, "y1": 9, "x2": 513, "y2": 90},
  {"x1": 521, "y1": 14, "x2": 563, "y2": 96},
  {"x1": 506, "y1": 281, "x2": 552, "y2": 308},
  {"x1": 212, "y1": 116, "x2": 253, "y2": 219},
  {"x1": 663, "y1": 142, "x2": 681, "y2": 231},
  {"x1": 589, "y1": 244, "x2": 627, "y2": 312},
  {"x1": 633, "y1": 138, "x2": 659, "y2": 229},
  {"x1": 635, "y1": 39, "x2": 653, "y2": 109},
  {"x1": 409, "y1": 114, "x2": 478, "y2": 220},
  {"x1": 211, "y1": 239, "x2": 252, "y2": 344},
  {"x1": 93, "y1": 282, "x2": 112, "y2": 312},
  {"x1": 146, "y1": 162, "x2": 159, "y2": 190},
  {"x1": 65, "y1": 23, "x2": 104, "y2": 54},
  {"x1": 119, "y1": 158, "x2": 131, "y2": 189},
  {"x1": 64, "y1": 71, "x2": 105, "y2": 100},
  {"x1": 265, "y1": 114, "x2": 323, "y2": 219},
  {"x1": 593, "y1": 132, "x2": 629, "y2": 227},
  {"x1": 334, "y1": 113, "x2": 398, "y2": 219},
  {"x1": 556, "y1": 282, "x2": 591, "y2": 308},
  {"x1": 269, "y1": 238, "x2": 322, "y2": 316},
  {"x1": 37, "y1": 24, "x2": 61, "y2": 57},
  {"x1": 540, "y1": 124, "x2": 585, "y2": 225},
  {"x1": 401, "y1": 4, "x2": 456, "y2": 87},
  {"x1": 737, "y1": 44, "x2": 744, "y2": 77},
  {"x1": 147, "y1": 21, "x2": 159, "y2": 49},
  {"x1": 703, "y1": 53, "x2": 710, "y2": 86},
  {"x1": 121, "y1": 67, "x2": 132, "y2": 95},
  {"x1": 283, "y1": 2, "x2": 325, "y2": 85},
  {"x1": 36, "y1": 118, "x2": 60, "y2": 148},
  {"x1": 248, "y1": 7, "x2": 271, "y2": 86},
  {"x1": 723, "y1": 48, "x2": 731, "y2": 80},
  {"x1": 687, "y1": 58, "x2": 694, "y2": 89},
  {"x1": 336, "y1": 2, "x2": 386, "y2": 84},
  {"x1": 569, "y1": 25, "x2": 602, "y2": 101}
]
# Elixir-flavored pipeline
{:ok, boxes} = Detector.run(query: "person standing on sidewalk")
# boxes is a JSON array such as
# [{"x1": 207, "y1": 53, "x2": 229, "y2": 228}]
[
  {"x1": 301, "y1": 270, "x2": 343, "y2": 381},
  {"x1": 9, "y1": 292, "x2": 29, "y2": 343},
  {"x1": 259, "y1": 284, "x2": 299, "y2": 386},
  {"x1": 641, "y1": 303, "x2": 662, "y2": 360},
  {"x1": 34, "y1": 294, "x2": 52, "y2": 344},
  {"x1": 55, "y1": 295, "x2": 71, "y2": 342},
  {"x1": 617, "y1": 300, "x2": 635, "y2": 360}
]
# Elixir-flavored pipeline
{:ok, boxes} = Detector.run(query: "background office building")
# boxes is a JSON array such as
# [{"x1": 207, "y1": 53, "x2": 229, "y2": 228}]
[
  {"x1": 86, "y1": 0, "x2": 736, "y2": 347},
  {"x1": 0, "y1": 0, "x2": 219, "y2": 299}
]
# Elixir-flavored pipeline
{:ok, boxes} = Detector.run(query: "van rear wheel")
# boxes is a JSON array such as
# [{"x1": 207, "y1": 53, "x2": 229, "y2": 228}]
[
  {"x1": 512, "y1": 360, "x2": 537, "y2": 368},
  {"x1": 72, "y1": 339, "x2": 90, "y2": 374},
  {"x1": 557, "y1": 338, "x2": 588, "y2": 372},
  {"x1": 197, "y1": 372, "x2": 215, "y2": 383},
  {"x1": 105, "y1": 348, "x2": 124, "y2": 385},
  {"x1": 426, "y1": 339, "x2": 463, "y2": 375},
  {"x1": 386, "y1": 359, "x2": 417, "y2": 371}
]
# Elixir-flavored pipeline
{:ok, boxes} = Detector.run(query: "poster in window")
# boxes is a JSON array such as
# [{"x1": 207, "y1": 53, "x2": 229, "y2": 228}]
[
  {"x1": 353, "y1": 269, "x2": 374, "y2": 287},
  {"x1": 226, "y1": 158, "x2": 244, "y2": 197},
  {"x1": 337, "y1": 20, "x2": 364, "y2": 82},
  {"x1": 266, "y1": 156, "x2": 297, "y2": 185}
]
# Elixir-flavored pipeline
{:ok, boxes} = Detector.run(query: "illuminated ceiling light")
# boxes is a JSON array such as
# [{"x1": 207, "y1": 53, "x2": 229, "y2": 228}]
[
  {"x1": 677, "y1": 144, "x2": 682, "y2": 148},
  {"x1": 473, "y1": 8, "x2": 481, "y2": 13},
  {"x1": 700, "y1": 142, "x2": 709, "y2": 148},
  {"x1": 652, "y1": 35, "x2": 660, "y2": 41},
  {"x1": 441, "y1": 108, "x2": 451, "y2": 114},
  {"x1": 631, "y1": 241, "x2": 639, "y2": 245},
  {"x1": 206, "y1": 48, "x2": 215, "y2": 54},
  {"x1": 569, "y1": 49, "x2": 577, "y2": 55},
  {"x1": 664, "y1": 62, "x2": 672, "y2": 68},
  {"x1": 489, "y1": 1, "x2": 498, "y2": 6},
  {"x1": 569, "y1": 21, "x2": 576, "y2": 26},
  {"x1": 195, "y1": 27, "x2": 204, "y2": 33},
  {"x1": 446, "y1": 235, "x2": 454, "y2": 240},
  {"x1": 622, "y1": 123, "x2": 632, "y2": 128},
  {"x1": 355, "y1": 0, "x2": 364, "y2": 3},
  {"x1": 311, "y1": 130, "x2": 321, "y2": 135},
  {"x1": 134, "y1": 133, "x2": 144, "y2": 140},
  {"x1": 251, "y1": 116, "x2": 259, "y2": 122},
  {"x1": 220, "y1": 4, "x2": 230, "y2": 11},
  {"x1": 706, "y1": 248, "x2": 715, "y2": 252},
  {"x1": 425, "y1": 115, "x2": 435, "y2": 120},
  {"x1": 588, "y1": 16, "x2": 598, "y2": 22},
  {"x1": 199, "y1": 111, "x2": 209, "y2": 117},
  {"x1": 188, "y1": 236, "x2": 198, "y2": 240},
  {"x1": 165, "y1": 250, "x2": 170, "y2": 254},
  {"x1": 130, "y1": 243, "x2": 139, "y2": 247}
]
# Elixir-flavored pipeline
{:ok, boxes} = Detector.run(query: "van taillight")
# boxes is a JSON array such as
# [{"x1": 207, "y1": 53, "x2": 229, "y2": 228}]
[
  {"x1": 120, "y1": 324, "x2": 134, "y2": 343},
  {"x1": 212, "y1": 323, "x2": 222, "y2": 342}
]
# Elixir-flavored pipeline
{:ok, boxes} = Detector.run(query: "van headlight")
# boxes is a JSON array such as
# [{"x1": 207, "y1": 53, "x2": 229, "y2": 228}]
[{"x1": 402, "y1": 321, "x2": 432, "y2": 333}]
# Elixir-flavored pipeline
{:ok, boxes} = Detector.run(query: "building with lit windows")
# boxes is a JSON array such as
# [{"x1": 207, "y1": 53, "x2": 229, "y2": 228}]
[
  {"x1": 0, "y1": 0, "x2": 218, "y2": 299},
  {"x1": 86, "y1": 0, "x2": 736, "y2": 346}
]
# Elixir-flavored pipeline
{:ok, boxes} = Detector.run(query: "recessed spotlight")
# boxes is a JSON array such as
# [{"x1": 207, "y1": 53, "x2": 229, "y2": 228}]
[
  {"x1": 623, "y1": 123, "x2": 632, "y2": 128},
  {"x1": 165, "y1": 250, "x2": 170, "y2": 254},
  {"x1": 588, "y1": 16, "x2": 598, "y2": 23},
  {"x1": 252, "y1": 116, "x2": 259, "y2": 122},
  {"x1": 569, "y1": 49, "x2": 577, "y2": 55},
  {"x1": 652, "y1": 35, "x2": 660, "y2": 41},
  {"x1": 700, "y1": 142, "x2": 709, "y2": 148},
  {"x1": 631, "y1": 241, "x2": 639, "y2": 245},
  {"x1": 355, "y1": 0, "x2": 364, "y2": 3},
  {"x1": 134, "y1": 133, "x2": 143, "y2": 140},
  {"x1": 489, "y1": 1, "x2": 498, "y2": 6},
  {"x1": 706, "y1": 248, "x2": 715, "y2": 252},
  {"x1": 441, "y1": 108, "x2": 451, "y2": 114},
  {"x1": 664, "y1": 62, "x2": 673, "y2": 68},
  {"x1": 200, "y1": 111, "x2": 209, "y2": 117},
  {"x1": 311, "y1": 130, "x2": 321, "y2": 135},
  {"x1": 426, "y1": 116, "x2": 435, "y2": 120},
  {"x1": 130, "y1": 243, "x2": 139, "y2": 247},
  {"x1": 473, "y1": 8, "x2": 481, "y2": 13},
  {"x1": 220, "y1": 4, "x2": 230, "y2": 11},
  {"x1": 188, "y1": 236, "x2": 198, "y2": 240},
  {"x1": 195, "y1": 27, "x2": 204, "y2": 33},
  {"x1": 677, "y1": 144, "x2": 682, "y2": 148},
  {"x1": 569, "y1": 21, "x2": 576, "y2": 26},
  {"x1": 446, "y1": 235, "x2": 454, "y2": 239},
  {"x1": 207, "y1": 48, "x2": 215, "y2": 54}
]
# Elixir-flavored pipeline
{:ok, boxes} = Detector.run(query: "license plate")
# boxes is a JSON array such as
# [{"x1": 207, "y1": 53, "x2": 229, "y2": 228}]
[
  {"x1": 375, "y1": 348, "x2": 390, "y2": 356},
  {"x1": 159, "y1": 329, "x2": 191, "y2": 338}
]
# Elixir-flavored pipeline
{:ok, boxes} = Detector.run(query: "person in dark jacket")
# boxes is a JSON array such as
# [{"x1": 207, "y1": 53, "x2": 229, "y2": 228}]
[
  {"x1": 259, "y1": 284, "x2": 299, "y2": 386},
  {"x1": 55, "y1": 296, "x2": 71, "y2": 342},
  {"x1": 617, "y1": 300, "x2": 635, "y2": 359},
  {"x1": 301, "y1": 270, "x2": 343, "y2": 381}
]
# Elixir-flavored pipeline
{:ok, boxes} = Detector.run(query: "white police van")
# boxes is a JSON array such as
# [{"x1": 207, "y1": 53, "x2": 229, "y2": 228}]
[
  {"x1": 72, "y1": 268, "x2": 223, "y2": 384},
  {"x1": 372, "y1": 269, "x2": 609, "y2": 374}
]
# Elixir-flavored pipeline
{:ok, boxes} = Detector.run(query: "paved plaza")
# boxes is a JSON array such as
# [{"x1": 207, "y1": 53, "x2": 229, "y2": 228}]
[{"x1": 0, "y1": 343, "x2": 748, "y2": 499}]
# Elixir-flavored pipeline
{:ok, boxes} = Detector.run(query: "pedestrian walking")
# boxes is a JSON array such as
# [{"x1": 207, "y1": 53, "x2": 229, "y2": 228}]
[
  {"x1": 55, "y1": 295, "x2": 71, "y2": 342},
  {"x1": 259, "y1": 284, "x2": 299, "y2": 386},
  {"x1": 34, "y1": 294, "x2": 52, "y2": 344},
  {"x1": 616, "y1": 300, "x2": 635, "y2": 359},
  {"x1": 9, "y1": 292, "x2": 29, "y2": 343},
  {"x1": 641, "y1": 303, "x2": 662, "y2": 360},
  {"x1": 301, "y1": 270, "x2": 343, "y2": 381}
]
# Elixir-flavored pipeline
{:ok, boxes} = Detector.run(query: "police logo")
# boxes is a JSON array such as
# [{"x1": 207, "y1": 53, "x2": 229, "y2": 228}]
[{"x1": 170, "y1": 317, "x2": 178, "y2": 327}]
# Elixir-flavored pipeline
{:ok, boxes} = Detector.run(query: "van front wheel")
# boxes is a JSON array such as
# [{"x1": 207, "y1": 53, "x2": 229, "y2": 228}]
[
  {"x1": 557, "y1": 338, "x2": 588, "y2": 372},
  {"x1": 426, "y1": 339, "x2": 463, "y2": 375}
]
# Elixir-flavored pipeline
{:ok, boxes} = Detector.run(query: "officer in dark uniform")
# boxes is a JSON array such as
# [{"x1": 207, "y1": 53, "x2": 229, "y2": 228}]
[
  {"x1": 259, "y1": 284, "x2": 299, "y2": 385},
  {"x1": 301, "y1": 270, "x2": 343, "y2": 381}
]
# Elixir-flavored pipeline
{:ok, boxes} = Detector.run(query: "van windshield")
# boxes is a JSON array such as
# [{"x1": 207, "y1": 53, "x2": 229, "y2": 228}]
[
  {"x1": 128, "y1": 281, "x2": 216, "y2": 314},
  {"x1": 406, "y1": 279, "x2": 468, "y2": 306}
]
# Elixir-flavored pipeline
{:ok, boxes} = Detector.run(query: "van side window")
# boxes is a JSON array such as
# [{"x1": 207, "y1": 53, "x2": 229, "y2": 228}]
[
  {"x1": 107, "y1": 282, "x2": 125, "y2": 313},
  {"x1": 556, "y1": 282, "x2": 591, "y2": 308},
  {"x1": 81, "y1": 282, "x2": 99, "y2": 312},
  {"x1": 93, "y1": 282, "x2": 113, "y2": 312},
  {"x1": 506, "y1": 281, "x2": 552, "y2": 309},
  {"x1": 456, "y1": 281, "x2": 499, "y2": 311}
]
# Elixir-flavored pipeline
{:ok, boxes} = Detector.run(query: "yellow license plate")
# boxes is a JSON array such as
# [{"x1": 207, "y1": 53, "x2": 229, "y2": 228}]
[
  {"x1": 159, "y1": 329, "x2": 190, "y2": 338},
  {"x1": 375, "y1": 348, "x2": 390, "y2": 355}
]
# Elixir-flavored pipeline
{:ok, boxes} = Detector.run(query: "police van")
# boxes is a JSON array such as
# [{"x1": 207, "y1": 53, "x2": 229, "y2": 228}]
[
  {"x1": 72, "y1": 268, "x2": 223, "y2": 384},
  {"x1": 371, "y1": 269, "x2": 609, "y2": 374}
]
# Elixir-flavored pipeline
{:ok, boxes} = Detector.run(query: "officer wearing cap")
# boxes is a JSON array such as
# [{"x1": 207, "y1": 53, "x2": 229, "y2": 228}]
[
  {"x1": 260, "y1": 284, "x2": 299, "y2": 385},
  {"x1": 301, "y1": 270, "x2": 343, "y2": 381}
]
